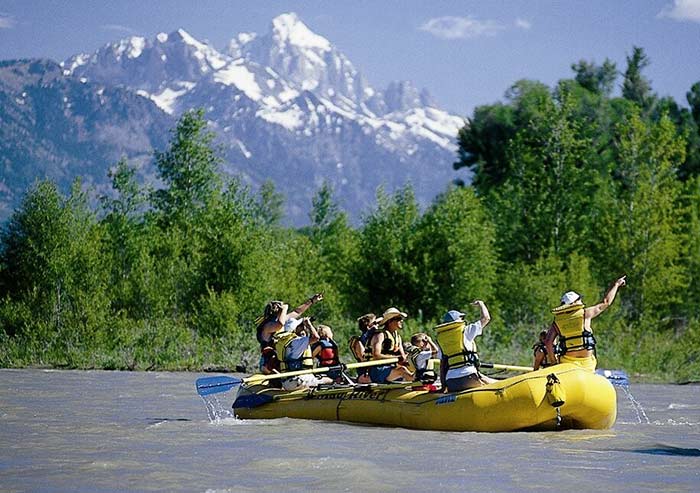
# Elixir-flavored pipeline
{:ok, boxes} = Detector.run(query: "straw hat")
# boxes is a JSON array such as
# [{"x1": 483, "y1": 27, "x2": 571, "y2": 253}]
[{"x1": 380, "y1": 307, "x2": 407, "y2": 325}]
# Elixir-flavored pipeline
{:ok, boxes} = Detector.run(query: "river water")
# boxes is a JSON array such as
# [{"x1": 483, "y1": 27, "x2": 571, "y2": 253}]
[{"x1": 0, "y1": 369, "x2": 698, "y2": 492}]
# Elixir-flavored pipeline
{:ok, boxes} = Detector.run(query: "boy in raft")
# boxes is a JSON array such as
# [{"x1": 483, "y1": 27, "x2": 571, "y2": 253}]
[
  {"x1": 545, "y1": 275, "x2": 626, "y2": 372},
  {"x1": 275, "y1": 317, "x2": 333, "y2": 391},
  {"x1": 366, "y1": 307, "x2": 414, "y2": 383},
  {"x1": 403, "y1": 333, "x2": 439, "y2": 383},
  {"x1": 436, "y1": 301, "x2": 497, "y2": 392}
]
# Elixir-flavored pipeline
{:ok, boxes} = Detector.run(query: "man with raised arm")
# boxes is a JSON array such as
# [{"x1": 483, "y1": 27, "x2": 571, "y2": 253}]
[{"x1": 545, "y1": 276, "x2": 627, "y2": 372}]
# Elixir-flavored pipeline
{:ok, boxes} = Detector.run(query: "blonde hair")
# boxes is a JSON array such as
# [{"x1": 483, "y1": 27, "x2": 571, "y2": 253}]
[{"x1": 317, "y1": 324, "x2": 333, "y2": 339}]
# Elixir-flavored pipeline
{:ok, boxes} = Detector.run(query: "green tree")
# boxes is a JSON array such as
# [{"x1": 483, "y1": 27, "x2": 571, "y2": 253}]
[
  {"x1": 491, "y1": 89, "x2": 595, "y2": 262},
  {"x1": 256, "y1": 180, "x2": 284, "y2": 227},
  {"x1": 307, "y1": 182, "x2": 360, "y2": 315},
  {"x1": 601, "y1": 111, "x2": 687, "y2": 320},
  {"x1": 0, "y1": 180, "x2": 109, "y2": 345},
  {"x1": 413, "y1": 185, "x2": 497, "y2": 320},
  {"x1": 572, "y1": 58, "x2": 617, "y2": 96},
  {"x1": 454, "y1": 80, "x2": 551, "y2": 196},
  {"x1": 354, "y1": 186, "x2": 421, "y2": 315},
  {"x1": 152, "y1": 108, "x2": 222, "y2": 223},
  {"x1": 621, "y1": 46, "x2": 653, "y2": 110}
]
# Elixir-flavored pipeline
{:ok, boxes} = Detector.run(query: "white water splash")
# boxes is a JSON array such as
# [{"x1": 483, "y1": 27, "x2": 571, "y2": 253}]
[
  {"x1": 201, "y1": 394, "x2": 236, "y2": 422},
  {"x1": 619, "y1": 386, "x2": 650, "y2": 424}
]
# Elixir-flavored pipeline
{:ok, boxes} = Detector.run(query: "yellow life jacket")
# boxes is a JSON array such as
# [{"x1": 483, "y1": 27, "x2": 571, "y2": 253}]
[
  {"x1": 551, "y1": 304, "x2": 596, "y2": 353},
  {"x1": 364, "y1": 329, "x2": 402, "y2": 360},
  {"x1": 273, "y1": 331, "x2": 314, "y2": 372},
  {"x1": 435, "y1": 320, "x2": 479, "y2": 370}
]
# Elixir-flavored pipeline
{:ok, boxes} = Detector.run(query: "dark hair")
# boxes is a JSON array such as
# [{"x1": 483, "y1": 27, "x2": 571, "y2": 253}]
[{"x1": 357, "y1": 313, "x2": 376, "y2": 332}]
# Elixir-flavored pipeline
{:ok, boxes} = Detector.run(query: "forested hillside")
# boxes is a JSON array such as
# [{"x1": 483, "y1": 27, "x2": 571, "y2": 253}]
[{"x1": 1, "y1": 47, "x2": 698, "y2": 382}]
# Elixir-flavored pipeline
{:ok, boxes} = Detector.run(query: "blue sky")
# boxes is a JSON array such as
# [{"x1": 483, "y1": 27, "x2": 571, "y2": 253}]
[{"x1": 1, "y1": 0, "x2": 699, "y2": 115}]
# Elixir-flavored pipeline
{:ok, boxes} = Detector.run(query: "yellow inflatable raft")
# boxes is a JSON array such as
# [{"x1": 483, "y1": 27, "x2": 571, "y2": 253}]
[{"x1": 232, "y1": 363, "x2": 617, "y2": 432}]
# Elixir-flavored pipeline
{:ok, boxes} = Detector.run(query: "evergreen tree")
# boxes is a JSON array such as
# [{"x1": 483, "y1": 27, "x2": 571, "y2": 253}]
[
  {"x1": 492, "y1": 89, "x2": 595, "y2": 262},
  {"x1": 572, "y1": 58, "x2": 617, "y2": 96},
  {"x1": 621, "y1": 46, "x2": 653, "y2": 110},
  {"x1": 308, "y1": 182, "x2": 359, "y2": 314},
  {"x1": 454, "y1": 80, "x2": 551, "y2": 196}
]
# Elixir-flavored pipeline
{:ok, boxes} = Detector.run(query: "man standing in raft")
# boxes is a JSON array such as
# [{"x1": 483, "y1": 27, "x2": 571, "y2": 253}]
[{"x1": 545, "y1": 275, "x2": 627, "y2": 372}]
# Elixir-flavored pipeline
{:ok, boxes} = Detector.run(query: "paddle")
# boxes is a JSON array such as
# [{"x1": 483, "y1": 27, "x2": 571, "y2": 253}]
[
  {"x1": 480, "y1": 362, "x2": 534, "y2": 372},
  {"x1": 428, "y1": 358, "x2": 533, "y2": 373},
  {"x1": 196, "y1": 357, "x2": 399, "y2": 396}
]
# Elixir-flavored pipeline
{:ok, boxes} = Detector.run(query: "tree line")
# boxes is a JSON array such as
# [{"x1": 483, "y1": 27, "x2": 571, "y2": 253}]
[{"x1": 1, "y1": 47, "x2": 698, "y2": 381}]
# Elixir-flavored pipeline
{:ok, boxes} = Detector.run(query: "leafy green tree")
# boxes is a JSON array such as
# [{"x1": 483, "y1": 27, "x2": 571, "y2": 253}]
[
  {"x1": 256, "y1": 180, "x2": 284, "y2": 227},
  {"x1": 354, "y1": 186, "x2": 421, "y2": 315},
  {"x1": 682, "y1": 177, "x2": 700, "y2": 320},
  {"x1": 100, "y1": 158, "x2": 154, "y2": 318},
  {"x1": 491, "y1": 89, "x2": 595, "y2": 262},
  {"x1": 152, "y1": 108, "x2": 222, "y2": 223},
  {"x1": 0, "y1": 179, "x2": 109, "y2": 344},
  {"x1": 413, "y1": 186, "x2": 497, "y2": 320},
  {"x1": 600, "y1": 111, "x2": 687, "y2": 320},
  {"x1": 454, "y1": 80, "x2": 551, "y2": 196},
  {"x1": 307, "y1": 182, "x2": 360, "y2": 315}
]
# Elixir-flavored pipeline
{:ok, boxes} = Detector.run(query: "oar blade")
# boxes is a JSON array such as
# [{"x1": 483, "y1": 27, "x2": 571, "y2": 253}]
[
  {"x1": 596, "y1": 369, "x2": 629, "y2": 386},
  {"x1": 195, "y1": 375, "x2": 242, "y2": 396}
]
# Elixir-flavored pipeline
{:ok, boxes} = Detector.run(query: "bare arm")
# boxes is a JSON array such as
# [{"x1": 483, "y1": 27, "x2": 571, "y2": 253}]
[
  {"x1": 288, "y1": 292, "x2": 323, "y2": 319},
  {"x1": 351, "y1": 339, "x2": 365, "y2": 360},
  {"x1": 533, "y1": 349, "x2": 545, "y2": 370},
  {"x1": 473, "y1": 300, "x2": 491, "y2": 327},
  {"x1": 304, "y1": 318, "x2": 321, "y2": 344},
  {"x1": 425, "y1": 336, "x2": 439, "y2": 357},
  {"x1": 544, "y1": 323, "x2": 559, "y2": 365},
  {"x1": 585, "y1": 276, "x2": 626, "y2": 320}
]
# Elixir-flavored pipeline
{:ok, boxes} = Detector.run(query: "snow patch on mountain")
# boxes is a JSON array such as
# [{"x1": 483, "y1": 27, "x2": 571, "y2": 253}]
[{"x1": 214, "y1": 61, "x2": 263, "y2": 101}]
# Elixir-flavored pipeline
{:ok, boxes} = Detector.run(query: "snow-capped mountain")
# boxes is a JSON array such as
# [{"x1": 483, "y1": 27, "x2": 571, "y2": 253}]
[{"x1": 7, "y1": 12, "x2": 467, "y2": 224}]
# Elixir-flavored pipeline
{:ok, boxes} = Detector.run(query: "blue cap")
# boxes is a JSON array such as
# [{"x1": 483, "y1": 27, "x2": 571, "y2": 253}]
[{"x1": 442, "y1": 310, "x2": 465, "y2": 323}]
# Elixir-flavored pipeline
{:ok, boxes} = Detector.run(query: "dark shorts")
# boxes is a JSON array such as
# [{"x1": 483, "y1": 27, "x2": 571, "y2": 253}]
[
  {"x1": 446, "y1": 373, "x2": 482, "y2": 392},
  {"x1": 368, "y1": 365, "x2": 393, "y2": 384}
]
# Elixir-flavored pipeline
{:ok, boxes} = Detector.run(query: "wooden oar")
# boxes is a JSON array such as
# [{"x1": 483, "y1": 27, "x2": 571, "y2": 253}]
[{"x1": 196, "y1": 358, "x2": 399, "y2": 396}]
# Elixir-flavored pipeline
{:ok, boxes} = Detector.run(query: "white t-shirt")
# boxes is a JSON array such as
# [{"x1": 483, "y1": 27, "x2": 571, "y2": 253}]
[
  {"x1": 445, "y1": 320, "x2": 482, "y2": 380},
  {"x1": 413, "y1": 349, "x2": 434, "y2": 370}
]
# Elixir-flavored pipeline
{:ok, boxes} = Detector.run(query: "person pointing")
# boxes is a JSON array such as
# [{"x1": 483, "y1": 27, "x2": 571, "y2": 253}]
[{"x1": 545, "y1": 275, "x2": 626, "y2": 372}]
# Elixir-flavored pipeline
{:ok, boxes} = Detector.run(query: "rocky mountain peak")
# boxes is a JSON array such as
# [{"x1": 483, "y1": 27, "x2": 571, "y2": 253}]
[{"x1": 269, "y1": 13, "x2": 332, "y2": 51}]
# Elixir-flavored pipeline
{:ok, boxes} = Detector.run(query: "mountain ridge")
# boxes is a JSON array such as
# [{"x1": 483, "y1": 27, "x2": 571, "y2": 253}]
[{"x1": 1, "y1": 12, "x2": 468, "y2": 225}]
